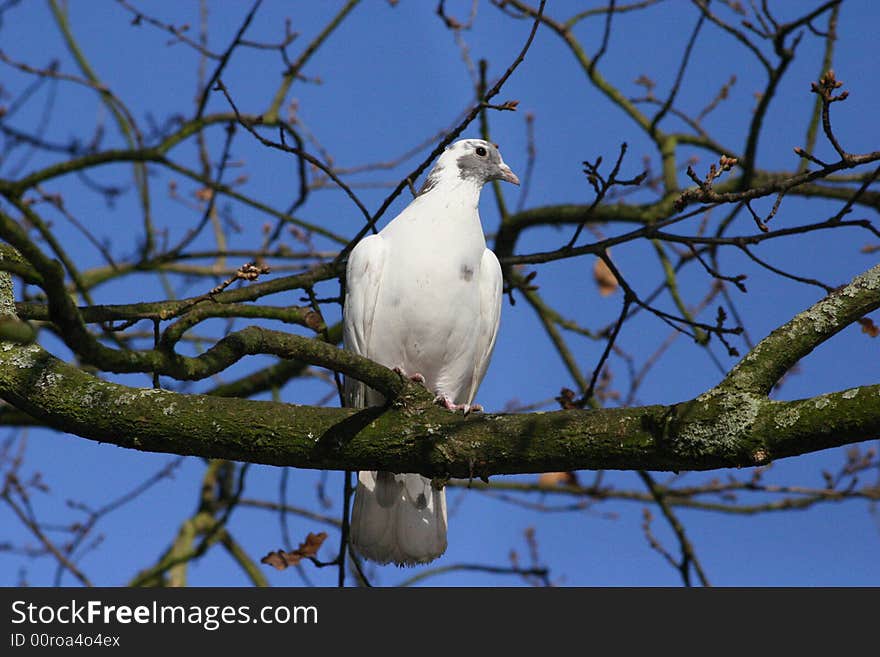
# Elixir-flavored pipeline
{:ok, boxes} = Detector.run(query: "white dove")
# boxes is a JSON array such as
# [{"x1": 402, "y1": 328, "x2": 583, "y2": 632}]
[{"x1": 343, "y1": 138, "x2": 519, "y2": 566}]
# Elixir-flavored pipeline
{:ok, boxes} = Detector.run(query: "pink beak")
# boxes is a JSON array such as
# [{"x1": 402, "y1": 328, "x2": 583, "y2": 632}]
[{"x1": 498, "y1": 163, "x2": 520, "y2": 185}]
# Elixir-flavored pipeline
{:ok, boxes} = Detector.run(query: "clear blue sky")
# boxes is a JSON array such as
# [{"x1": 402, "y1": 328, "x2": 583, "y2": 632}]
[{"x1": 1, "y1": 1, "x2": 878, "y2": 586}]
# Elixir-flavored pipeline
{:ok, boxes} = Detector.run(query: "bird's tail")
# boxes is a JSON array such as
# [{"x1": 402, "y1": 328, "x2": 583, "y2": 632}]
[{"x1": 350, "y1": 470, "x2": 447, "y2": 567}]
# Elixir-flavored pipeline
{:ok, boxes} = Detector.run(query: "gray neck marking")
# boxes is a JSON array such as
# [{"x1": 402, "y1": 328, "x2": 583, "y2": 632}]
[
  {"x1": 456, "y1": 148, "x2": 501, "y2": 184},
  {"x1": 417, "y1": 163, "x2": 444, "y2": 196}
]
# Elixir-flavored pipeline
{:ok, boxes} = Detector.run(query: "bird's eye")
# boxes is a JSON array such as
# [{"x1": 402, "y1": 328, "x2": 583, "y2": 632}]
[{"x1": 475, "y1": 146, "x2": 487, "y2": 157}]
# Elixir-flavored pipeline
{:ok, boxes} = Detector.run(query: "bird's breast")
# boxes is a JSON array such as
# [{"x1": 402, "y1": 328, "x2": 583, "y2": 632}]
[{"x1": 368, "y1": 240, "x2": 485, "y2": 397}]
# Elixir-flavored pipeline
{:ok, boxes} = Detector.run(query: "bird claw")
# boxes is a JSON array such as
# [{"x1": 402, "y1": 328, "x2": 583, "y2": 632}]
[
  {"x1": 393, "y1": 367, "x2": 426, "y2": 385},
  {"x1": 393, "y1": 371, "x2": 482, "y2": 414},
  {"x1": 434, "y1": 395, "x2": 483, "y2": 415}
]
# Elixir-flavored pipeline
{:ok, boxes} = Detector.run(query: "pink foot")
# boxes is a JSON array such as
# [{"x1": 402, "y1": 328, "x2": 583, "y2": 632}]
[
  {"x1": 393, "y1": 367, "x2": 426, "y2": 385},
  {"x1": 434, "y1": 395, "x2": 483, "y2": 415}
]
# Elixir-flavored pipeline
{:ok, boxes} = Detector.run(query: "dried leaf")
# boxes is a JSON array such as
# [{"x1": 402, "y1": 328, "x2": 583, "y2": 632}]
[
  {"x1": 261, "y1": 531, "x2": 328, "y2": 571},
  {"x1": 538, "y1": 471, "x2": 579, "y2": 487},
  {"x1": 304, "y1": 309, "x2": 325, "y2": 332},
  {"x1": 857, "y1": 317, "x2": 879, "y2": 337},
  {"x1": 297, "y1": 531, "x2": 327, "y2": 557},
  {"x1": 194, "y1": 187, "x2": 213, "y2": 202},
  {"x1": 555, "y1": 387, "x2": 578, "y2": 409},
  {"x1": 261, "y1": 551, "x2": 290, "y2": 570},
  {"x1": 593, "y1": 257, "x2": 618, "y2": 297}
]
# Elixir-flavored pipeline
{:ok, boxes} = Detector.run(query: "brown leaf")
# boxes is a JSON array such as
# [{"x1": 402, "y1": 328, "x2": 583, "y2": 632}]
[
  {"x1": 593, "y1": 256, "x2": 618, "y2": 297},
  {"x1": 194, "y1": 187, "x2": 213, "y2": 202},
  {"x1": 555, "y1": 387, "x2": 578, "y2": 409},
  {"x1": 261, "y1": 550, "x2": 291, "y2": 570},
  {"x1": 297, "y1": 531, "x2": 327, "y2": 557},
  {"x1": 857, "y1": 317, "x2": 879, "y2": 337},
  {"x1": 260, "y1": 531, "x2": 328, "y2": 571},
  {"x1": 538, "y1": 471, "x2": 579, "y2": 487},
  {"x1": 304, "y1": 309, "x2": 325, "y2": 332}
]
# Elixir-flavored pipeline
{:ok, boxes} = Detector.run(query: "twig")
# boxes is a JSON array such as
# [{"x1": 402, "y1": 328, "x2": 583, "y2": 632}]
[
  {"x1": 397, "y1": 562, "x2": 550, "y2": 587},
  {"x1": 1, "y1": 482, "x2": 93, "y2": 586},
  {"x1": 337, "y1": 0, "x2": 547, "y2": 262},
  {"x1": 638, "y1": 471, "x2": 710, "y2": 587},
  {"x1": 195, "y1": 0, "x2": 263, "y2": 118}
]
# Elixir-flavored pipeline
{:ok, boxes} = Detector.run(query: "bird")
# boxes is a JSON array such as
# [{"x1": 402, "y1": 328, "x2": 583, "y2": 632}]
[{"x1": 343, "y1": 138, "x2": 519, "y2": 566}]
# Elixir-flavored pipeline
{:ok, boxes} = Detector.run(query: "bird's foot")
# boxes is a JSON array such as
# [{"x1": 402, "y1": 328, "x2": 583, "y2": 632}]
[
  {"x1": 434, "y1": 395, "x2": 483, "y2": 415},
  {"x1": 393, "y1": 367, "x2": 426, "y2": 385}
]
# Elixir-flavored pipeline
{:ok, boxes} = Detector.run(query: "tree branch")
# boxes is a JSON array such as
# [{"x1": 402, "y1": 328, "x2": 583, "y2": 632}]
[
  {"x1": 722, "y1": 263, "x2": 880, "y2": 394},
  {"x1": 0, "y1": 335, "x2": 876, "y2": 477},
  {"x1": 1, "y1": 262, "x2": 879, "y2": 477}
]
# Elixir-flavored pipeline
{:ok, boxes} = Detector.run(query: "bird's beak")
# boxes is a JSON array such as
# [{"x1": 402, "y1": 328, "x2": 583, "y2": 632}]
[{"x1": 498, "y1": 163, "x2": 520, "y2": 186}]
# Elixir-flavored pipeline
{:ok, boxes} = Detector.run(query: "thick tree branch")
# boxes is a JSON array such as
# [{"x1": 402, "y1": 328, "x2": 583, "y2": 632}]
[
  {"x1": 722, "y1": 263, "x2": 880, "y2": 395},
  {"x1": 0, "y1": 338, "x2": 876, "y2": 477},
  {"x1": 1, "y1": 259, "x2": 878, "y2": 477}
]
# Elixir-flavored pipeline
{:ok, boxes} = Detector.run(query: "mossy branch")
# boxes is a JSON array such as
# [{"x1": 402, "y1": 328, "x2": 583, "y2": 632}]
[
  {"x1": 722, "y1": 263, "x2": 880, "y2": 394},
  {"x1": 0, "y1": 336, "x2": 877, "y2": 477},
  {"x1": 1, "y1": 217, "x2": 878, "y2": 483}
]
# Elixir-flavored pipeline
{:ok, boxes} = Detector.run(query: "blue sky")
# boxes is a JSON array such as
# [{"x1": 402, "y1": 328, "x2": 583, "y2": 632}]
[{"x1": 0, "y1": 1, "x2": 878, "y2": 586}]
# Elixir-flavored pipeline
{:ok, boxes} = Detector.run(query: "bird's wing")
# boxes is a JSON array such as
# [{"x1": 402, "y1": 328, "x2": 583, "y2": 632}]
[
  {"x1": 342, "y1": 234, "x2": 387, "y2": 408},
  {"x1": 465, "y1": 247, "x2": 503, "y2": 405}
]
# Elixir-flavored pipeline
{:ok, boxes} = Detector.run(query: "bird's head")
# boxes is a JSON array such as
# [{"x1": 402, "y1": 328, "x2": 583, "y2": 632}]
[{"x1": 419, "y1": 139, "x2": 519, "y2": 195}]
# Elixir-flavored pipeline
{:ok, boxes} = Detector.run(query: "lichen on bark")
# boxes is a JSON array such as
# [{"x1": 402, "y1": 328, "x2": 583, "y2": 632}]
[{"x1": 0, "y1": 258, "x2": 878, "y2": 477}]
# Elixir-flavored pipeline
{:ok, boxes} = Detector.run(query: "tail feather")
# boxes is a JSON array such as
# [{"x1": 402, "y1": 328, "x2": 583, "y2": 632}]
[{"x1": 350, "y1": 470, "x2": 447, "y2": 566}]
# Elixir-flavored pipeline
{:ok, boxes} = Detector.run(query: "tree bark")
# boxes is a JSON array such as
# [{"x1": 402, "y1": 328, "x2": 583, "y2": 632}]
[{"x1": 1, "y1": 264, "x2": 878, "y2": 479}]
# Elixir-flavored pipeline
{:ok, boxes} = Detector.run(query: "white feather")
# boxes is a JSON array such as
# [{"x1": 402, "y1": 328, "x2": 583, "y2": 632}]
[{"x1": 344, "y1": 139, "x2": 512, "y2": 566}]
